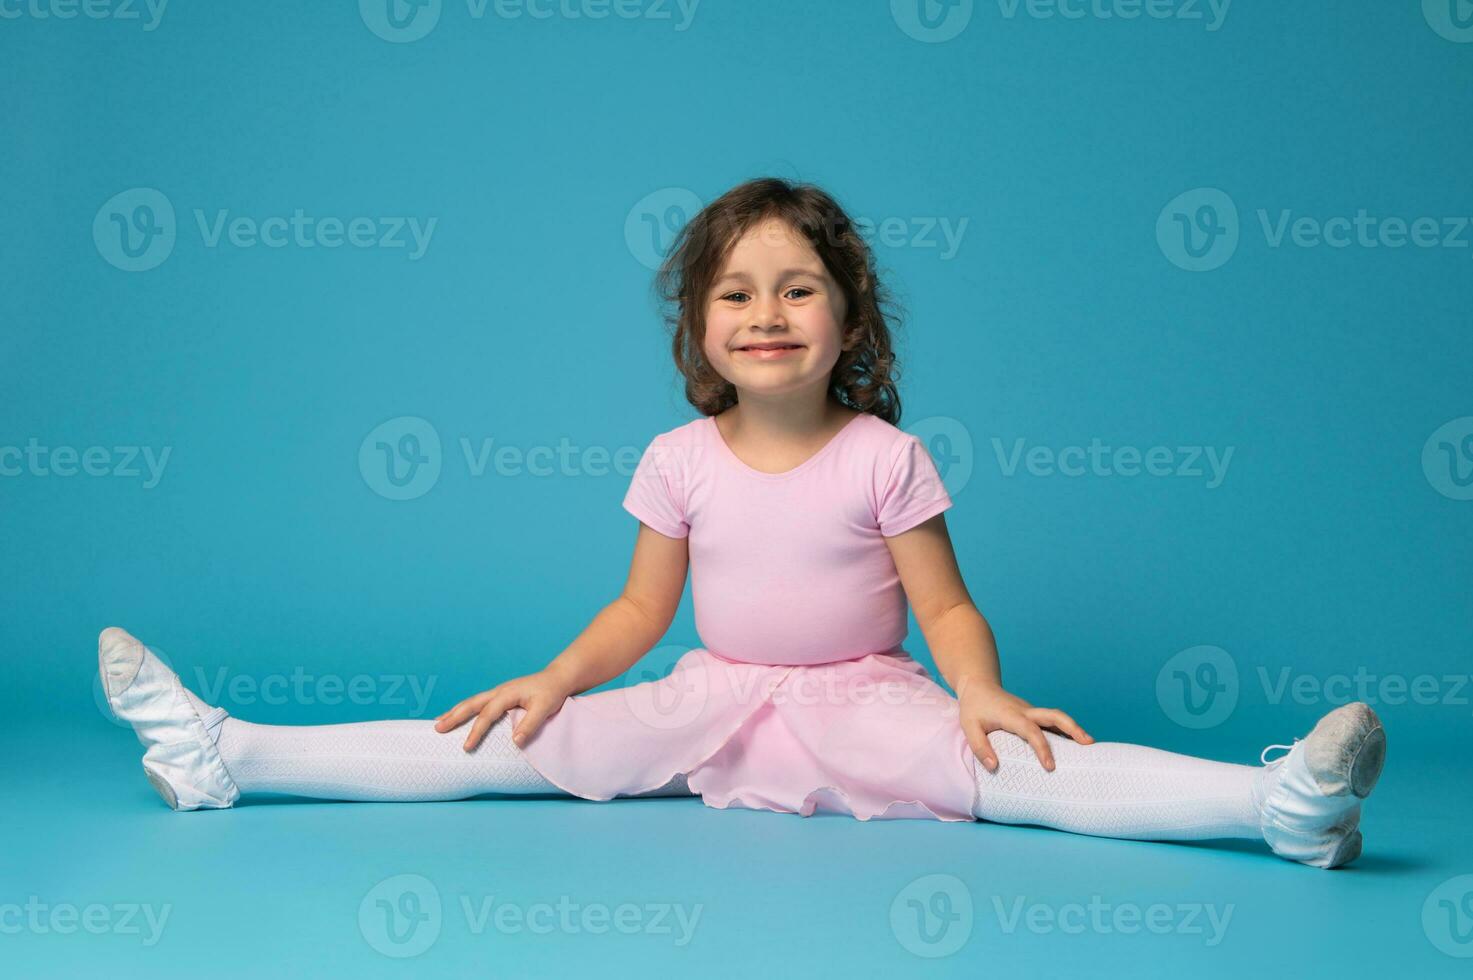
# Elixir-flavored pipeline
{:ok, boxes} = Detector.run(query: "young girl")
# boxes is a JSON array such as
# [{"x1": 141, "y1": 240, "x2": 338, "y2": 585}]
[{"x1": 100, "y1": 177, "x2": 1385, "y2": 869}]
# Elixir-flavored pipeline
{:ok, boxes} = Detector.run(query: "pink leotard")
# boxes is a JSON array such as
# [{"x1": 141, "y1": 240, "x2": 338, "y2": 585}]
[{"x1": 509, "y1": 411, "x2": 980, "y2": 821}]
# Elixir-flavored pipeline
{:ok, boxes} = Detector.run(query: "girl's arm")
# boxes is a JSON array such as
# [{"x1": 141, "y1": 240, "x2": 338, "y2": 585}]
[
  {"x1": 885, "y1": 513, "x2": 1094, "y2": 772},
  {"x1": 544, "y1": 523, "x2": 689, "y2": 695},
  {"x1": 437, "y1": 522, "x2": 688, "y2": 750}
]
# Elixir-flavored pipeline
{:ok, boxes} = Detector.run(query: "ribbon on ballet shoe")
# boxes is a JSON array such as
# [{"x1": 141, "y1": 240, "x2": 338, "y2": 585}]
[{"x1": 1260, "y1": 740, "x2": 1299, "y2": 766}]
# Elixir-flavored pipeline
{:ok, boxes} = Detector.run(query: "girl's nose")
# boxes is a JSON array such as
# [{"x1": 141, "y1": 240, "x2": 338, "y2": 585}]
[{"x1": 752, "y1": 295, "x2": 787, "y2": 329}]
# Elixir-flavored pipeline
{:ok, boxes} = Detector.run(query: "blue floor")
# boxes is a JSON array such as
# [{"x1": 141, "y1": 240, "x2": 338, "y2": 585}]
[{"x1": 7, "y1": 720, "x2": 1469, "y2": 976}]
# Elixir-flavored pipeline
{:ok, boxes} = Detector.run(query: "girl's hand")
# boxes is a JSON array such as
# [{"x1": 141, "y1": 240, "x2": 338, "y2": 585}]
[
  {"x1": 957, "y1": 678, "x2": 1093, "y2": 773},
  {"x1": 433, "y1": 668, "x2": 575, "y2": 752}
]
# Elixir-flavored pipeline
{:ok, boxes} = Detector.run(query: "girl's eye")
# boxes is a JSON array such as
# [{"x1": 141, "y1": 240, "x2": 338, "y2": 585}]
[{"x1": 719, "y1": 288, "x2": 813, "y2": 303}]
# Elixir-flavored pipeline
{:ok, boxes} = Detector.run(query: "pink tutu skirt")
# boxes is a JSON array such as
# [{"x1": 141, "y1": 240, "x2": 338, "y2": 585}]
[{"x1": 508, "y1": 647, "x2": 979, "y2": 822}]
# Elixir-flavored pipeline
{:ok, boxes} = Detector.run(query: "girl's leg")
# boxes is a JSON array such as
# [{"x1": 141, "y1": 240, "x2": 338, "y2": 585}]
[
  {"x1": 970, "y1": 703, "x2": 1385, "y2": 869},
  {"x1": 99, "y1": 627, "x2": 691, "y2": 809},
  {"x1": 212, "y1": 716, "x2": 691, "y2": 802},
  {"x1": 971, "y1": 731, "x2": 1264, "y2": 840}
]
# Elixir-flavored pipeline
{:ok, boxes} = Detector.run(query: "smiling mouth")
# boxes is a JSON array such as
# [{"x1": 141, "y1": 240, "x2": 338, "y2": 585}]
[{"x1": 735, "y1": 345, "x2": 804, "y2": 360}]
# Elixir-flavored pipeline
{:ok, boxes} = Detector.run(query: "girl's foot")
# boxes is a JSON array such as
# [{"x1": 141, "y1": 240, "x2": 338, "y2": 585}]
[
  {"x1": 1252, "y1": 701, "x2": 1386, "y2": 868},
  {"x1": 98, "y1": 627, "x2": 239, "y2": 811}
]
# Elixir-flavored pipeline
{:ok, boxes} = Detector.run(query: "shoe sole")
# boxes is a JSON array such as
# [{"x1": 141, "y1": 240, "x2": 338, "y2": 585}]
[
  {"x1": 1324, "y1": 828, "x2": 1363, "y2": 869},
  {"x1": 142, "y1": 763, "x2": 182, "y2": 811},
  {"x1": 1306, "y1": 702, "x2": 1386, "y2": 800}
]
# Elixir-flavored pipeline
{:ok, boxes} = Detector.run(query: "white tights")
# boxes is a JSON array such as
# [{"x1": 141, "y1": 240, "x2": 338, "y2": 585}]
[
  {"x1": 209, "y1": 714, "x2": 1261, "y2": 839},
  {"x1": 972, "y1": 729, "x2": 1262, "y2": 839},
  {"x1": 211, "y1": 715, "x2": 691, "y2": 802}
]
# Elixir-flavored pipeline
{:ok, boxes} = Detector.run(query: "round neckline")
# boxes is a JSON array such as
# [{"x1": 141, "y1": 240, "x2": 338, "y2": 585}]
[{"x1": 706, "y1": 411, "x2": 868, "y2": 481}]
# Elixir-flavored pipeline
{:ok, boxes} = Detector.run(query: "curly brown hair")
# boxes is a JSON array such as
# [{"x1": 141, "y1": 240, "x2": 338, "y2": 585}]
[{"x1": 653, "y1": 177, "x2": 906, "y2": 425}]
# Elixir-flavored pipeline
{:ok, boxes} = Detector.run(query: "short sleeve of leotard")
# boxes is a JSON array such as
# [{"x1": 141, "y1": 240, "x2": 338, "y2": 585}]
[
  {"x1": 876, "y1": 434, "x2": 952, "y2": 537},
  {"x1": 622, "y1": 434, "x2": 691, "y2": 539}
]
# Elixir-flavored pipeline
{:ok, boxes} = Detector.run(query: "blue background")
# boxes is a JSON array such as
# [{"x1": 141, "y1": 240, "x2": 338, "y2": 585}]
[{"x1": 3, "y1": 1, "x2": 1470, "y2": 976}]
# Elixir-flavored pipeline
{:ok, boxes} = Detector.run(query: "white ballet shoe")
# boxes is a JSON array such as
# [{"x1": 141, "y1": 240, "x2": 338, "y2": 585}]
[
  {"x1": 1253, "y1": 701, "x2": 1386, "y2": 869},
  {"x1": 98, "y1": 627, "x2": 239, "y2": 811}
]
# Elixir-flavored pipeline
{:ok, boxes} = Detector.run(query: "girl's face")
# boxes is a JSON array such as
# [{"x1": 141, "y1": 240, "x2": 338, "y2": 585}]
[{"x1": 702, "y1": 217, "x2": 850, "y2": 403}]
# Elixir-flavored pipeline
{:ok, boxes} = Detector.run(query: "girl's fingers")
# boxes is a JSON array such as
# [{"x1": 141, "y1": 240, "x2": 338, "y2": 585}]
[
  {"x1": 434, "y1": 703, "x2": 467, "y2": 732},
  {"x1": 463, "y1": 690, "x2": 518, "y2": 751},
  {"x1": 1029, "y1": 707, "x2": 1092, "y2": 744},
  {"x1": 512, "y1": 697, "x2": 560, "y2": 747},
  {"x1": 434, "y1": 701, "x2": 468, "y2": 730},
  {"x1": 963, "y1": 720, "x2": 997, "y2": 773},
  {"x1": 435, "y1": 689, "x2": 498, "y2": 732},
  {"x1": 1009, "y1": 717, "x2": 1054, "y2": 771}
]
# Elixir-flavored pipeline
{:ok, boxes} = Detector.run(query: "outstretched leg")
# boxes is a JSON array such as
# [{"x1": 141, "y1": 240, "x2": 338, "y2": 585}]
[
  {"x1": 99, "y1": 627, "x2": 691, "y2": 809},
  {"x1": 970, "y1": 704, "x2": 1385, "y2": 869},
  {"x1": 972, "y1": 732, "x2": 1263, "y2": 839},
  {"x1": 213, "y1": 716, "x2": 690, "y2": 802}
]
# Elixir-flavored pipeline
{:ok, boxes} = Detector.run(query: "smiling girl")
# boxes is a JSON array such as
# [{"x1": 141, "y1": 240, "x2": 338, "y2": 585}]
[{"x1": 100, "y1": 177, "x2": 1385, "y2": 868}]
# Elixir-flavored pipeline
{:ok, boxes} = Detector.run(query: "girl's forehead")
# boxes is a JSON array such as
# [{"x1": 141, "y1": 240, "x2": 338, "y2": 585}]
[{"x1": 719, "y1": 220, "x2": 822, "y2": 271}]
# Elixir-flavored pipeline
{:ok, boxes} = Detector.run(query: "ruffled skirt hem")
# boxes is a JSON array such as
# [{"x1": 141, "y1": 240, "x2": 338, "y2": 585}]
[{"x1": 508, "y1": 648, "x2": 978, "y2": 823}]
